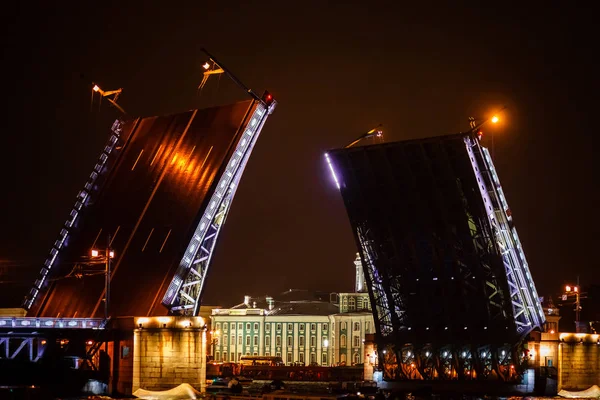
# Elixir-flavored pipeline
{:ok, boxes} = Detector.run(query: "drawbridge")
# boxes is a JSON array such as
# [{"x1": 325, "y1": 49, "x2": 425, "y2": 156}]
[
  {"x1": 22, "y1": 56, "x2": 276, "y2": 318},
  {"x1": 326, "y1": 130, "x2": 544, "y2": 381}
]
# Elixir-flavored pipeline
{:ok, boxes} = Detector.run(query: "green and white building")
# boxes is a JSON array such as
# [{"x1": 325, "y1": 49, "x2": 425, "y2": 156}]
[{"x1": 211, "y1": 289, "x2": 374, "y2": 366}]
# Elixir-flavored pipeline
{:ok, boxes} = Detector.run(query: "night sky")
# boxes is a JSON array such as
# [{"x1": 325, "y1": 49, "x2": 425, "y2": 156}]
[{"x1": 1, "y1": 2, "x2": 598, "y2": 308}]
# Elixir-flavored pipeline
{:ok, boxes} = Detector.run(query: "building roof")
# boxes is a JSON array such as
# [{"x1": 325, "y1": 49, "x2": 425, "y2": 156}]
[
  {"x1": 217, "y1": 290, "x2": 341, "y2": 317},
  {"x1": 267, "y1": 301, "x2": 339, "y2": 316}
]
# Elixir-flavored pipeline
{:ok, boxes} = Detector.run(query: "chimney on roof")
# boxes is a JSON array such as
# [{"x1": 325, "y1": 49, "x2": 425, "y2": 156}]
[
  {"x1": 266, "y1": 296, "x2": 274, "y2": 310},
  {"x1": 244, "y1": 295, "x2": 250, "y2": 306}
]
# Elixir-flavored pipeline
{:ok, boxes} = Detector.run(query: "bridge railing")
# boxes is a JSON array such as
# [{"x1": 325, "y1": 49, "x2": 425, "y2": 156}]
[{"x1": 0, "y1": 317, "x2": 106, "y2": 329}]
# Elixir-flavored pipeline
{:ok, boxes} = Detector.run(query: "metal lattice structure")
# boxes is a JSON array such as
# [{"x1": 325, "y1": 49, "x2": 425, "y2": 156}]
[
  {"x1": 23, "y1": 120, "x2": 125, "y2": 311},
  {"x1": 162, "y1": 101, "x2": 276, "y2": 315},
  {"x1": 326, "y1": 132, "x2": 544, "y2": 381}
]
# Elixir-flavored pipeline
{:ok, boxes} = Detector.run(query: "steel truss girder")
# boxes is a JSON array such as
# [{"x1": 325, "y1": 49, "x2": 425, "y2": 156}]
[
  {"x1": 0, "y1": 336, "x2": 46, "y2": 362},
  {"x1": 23, "y1": 119, "x2": 125, "y2": 311},
  {"x1": 163, "y1": 101, "x2": 275, "y2": 315},
  {"x1": 380, "y1": 342, "x2": 523, "y2": 381},
  {"x1": 464, "y1": 137, "x2": 545, "y2": 336}
]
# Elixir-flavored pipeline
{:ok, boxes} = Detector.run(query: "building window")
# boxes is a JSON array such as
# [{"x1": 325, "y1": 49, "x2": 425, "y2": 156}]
[
  {"x1": 341, "y1": 353, "x2": 346, "y2": 364},
  {"x1": 310, "y1": 353, "x2": 316, "y2": 364},
  {"x1": 215, "y1": 351, "x2": 220, "y2": 361},
  {"x1": 246, "y1": 352, "x2": 250, "y2": 356},
  {"x1": 341, "y1": 321, "x2": 347, "y2": 330},
  {"x1": 238, "y1": 352, "x2": 241, "y2": 361},
  {"x1": 276, "y1": 336, "x2": 281, "y2": 346},
  {"x1": 310, "y1": 323, "x2": 316, "y2": 332},
  {"x1": 276, "y1": 352, "x2": 281, "y2": 358},
  {"x1": 322, "y1": 353, "x2": 328, "y2": 365},
  {"x1": 265, "y1": 336, "x2": 271, "y2": 347},
  {"x1": 231, "y1": 323, "x2": 235, "y2": 330},
  {"x1": 357, "y1": 298, "x2": 363, "y2": 310},
  {"x1": 340, "y1": 334, "x2": 347, "y2": 347},
  {"x1": 238, "y1": 323, "x2": 243, "y2": 330},
  {"x1": 353, "y1": 335, "x2": 360, "y2": 347},
  {"x1": 353, "y1": 352, "x2": 360, "y2": 365},
  {"x1": 299, "y1": 323, "x2": 304, "y2": 332},
  {"x1": 365, "y1": 321, "x2": 370, "y2": 332},
  {"x1": 266, "y1": 352, "x2": 270, "y2": 357},
  {"x1": 266, "y1": 323, "x2": 271, "y2": 332},
  {"x1": 245, "y1": 336, "x2": 250, "y2": 346},
  {"x1": 287, "y1": 336, "x2": 293, "y2": 347},
  {"x1": 246, "y1": 323, "x2": 251, "y2": 331},
  {"x1": 254, "y1": 322, "x2": 259, "y2": 331},
  {"x1": 299, "y1": 336, "x2": 305, "y2": 347},
  {"x1": 323, "y1": 323, "x2": 328, "y2": 331},
  {"x1": 310, "y1": 336, "x2": 316, "y2": 347},
  {"x1": 287, "y1": 323, "x2": 293, "y2": 331},
  {"x1": 276, "y1": 323, "x2": 282, "y2": 332},
  {"x1": 299, "y1": 352, "x2": 304, "y2": 363},
  {"x1": 287, "y1": 352, "x2": 292, "y2": 363},
  {"x1": 223, "y1": 352, "x2": 228, "y2": 361},
  {"x1": 253, "y1": 336, "x2": 258, "y2": 346},
  {"x1": 223, "y1": 336, "x2": 228, "y2": 346},
  {"x1": 231, "y1": 335, "x2": 235, "y2": 346},
  {"x1": 223, "y1": 323, "x2": 228, "y2": 332},
  {"x1": 354, "y1": 322, "x2": 360, "y2": 331},
  {"x1": 349, "y1": 298, "x2": 355, "y2": 311},
  {"x1": 214, "y1": 337, "x2": 219, "y2": 346},
  {"x1": 238, "y1": 336, "x2": 242, "y2": 345},
  {"x1": 216, "y1": 323, "x2": 221, "y2": 330},
  {"x1": 253, "y1": 352, "x2": 258, "y2": 356}
]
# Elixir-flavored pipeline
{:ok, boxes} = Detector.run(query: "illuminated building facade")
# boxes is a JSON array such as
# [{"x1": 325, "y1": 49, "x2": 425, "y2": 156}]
[{"x1": 210, "y1": 290, "x2": 374, "y2": 366}]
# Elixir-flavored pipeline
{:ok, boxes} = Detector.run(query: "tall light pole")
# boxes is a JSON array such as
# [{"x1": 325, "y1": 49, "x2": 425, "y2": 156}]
[
  {"x1": 564, "y1": 283, "x2": 582, "y2": 324},
  {"x1": 209, "y1": 329, "x2": 220, "y2": 360},
  {"x1": 91, "y1": 234, "x2": 115, "y2": 321}
]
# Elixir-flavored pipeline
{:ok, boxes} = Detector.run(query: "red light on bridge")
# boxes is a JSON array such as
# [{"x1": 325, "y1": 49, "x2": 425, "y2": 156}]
[{"x1": 262, "y1": 91, "x2": 274, "y2": 105}]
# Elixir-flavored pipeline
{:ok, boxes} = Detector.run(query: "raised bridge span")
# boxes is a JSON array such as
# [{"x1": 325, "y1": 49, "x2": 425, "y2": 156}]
[{"x1": 24, "y1": 96, "x2": 276, "y2": 318}]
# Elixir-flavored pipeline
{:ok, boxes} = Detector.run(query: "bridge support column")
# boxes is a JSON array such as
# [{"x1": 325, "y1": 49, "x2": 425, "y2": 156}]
[{"x1": 131, "y1": 317, "x2": 207, "y2": 394}]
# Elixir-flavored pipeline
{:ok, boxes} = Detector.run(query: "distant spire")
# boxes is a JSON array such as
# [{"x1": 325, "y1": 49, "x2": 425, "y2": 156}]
[{"x1": 354, "y1": 253, "x2": 366, "y2": 293}]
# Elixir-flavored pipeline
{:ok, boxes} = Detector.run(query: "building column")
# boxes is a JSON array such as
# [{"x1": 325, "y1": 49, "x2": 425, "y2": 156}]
[
  {"x1": 132, "y1": 329, "x2": 141, "y2": 393},
  {"x1": 200, "y1": 329, "x2": 207, "y2": 392}
]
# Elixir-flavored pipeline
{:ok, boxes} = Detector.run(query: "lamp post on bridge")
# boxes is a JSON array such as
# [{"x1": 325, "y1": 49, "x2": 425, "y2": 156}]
[
  {"x1": 209, "y1": 329, "x2": 220, "y2": 361},
  {"x1": 91, "y1": 235, "x2": 115, "y2": 321},
  {"x1": 468, "y1": 107, "x2": 505, "y2": 160},
  {"x1": 562, "y1": 282, "x2": 587, "y2": 332}
]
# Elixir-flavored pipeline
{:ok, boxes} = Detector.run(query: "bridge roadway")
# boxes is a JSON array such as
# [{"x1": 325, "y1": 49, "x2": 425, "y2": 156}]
[{"x1": 29, "y1": 100, "x2": 257, "y2": 318}]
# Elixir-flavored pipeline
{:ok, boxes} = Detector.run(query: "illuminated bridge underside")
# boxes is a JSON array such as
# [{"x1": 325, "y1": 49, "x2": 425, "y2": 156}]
[
  {"x1": 327, "y1": 133, "x2": 544, "y2": 381},
  {"x1": 26, "y1": 99, "x2": 272, "y2": 318}
]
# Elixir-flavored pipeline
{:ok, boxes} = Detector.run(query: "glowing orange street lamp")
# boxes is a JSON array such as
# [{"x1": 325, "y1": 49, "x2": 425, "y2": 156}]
[
  {"x1": 91, "y1": 235, "x2": 115, "y2": 321},
  {"x1": 563, "y1": 284, "x2": 582, "y2": 324}
]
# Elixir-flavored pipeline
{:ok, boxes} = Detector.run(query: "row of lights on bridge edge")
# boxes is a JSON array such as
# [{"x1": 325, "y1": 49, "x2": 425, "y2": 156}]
[{"x1": 136, "y1": 317, "x2": 205, "y2": 330}]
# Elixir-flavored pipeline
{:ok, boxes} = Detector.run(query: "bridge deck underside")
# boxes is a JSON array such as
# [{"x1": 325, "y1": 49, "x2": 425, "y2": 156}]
[
  {"x1": 328, "y1": 134, "x2": 517, "y2": 347},
  {"x1": 30, "y1": 100, "x2": 255, "y2": 318}
]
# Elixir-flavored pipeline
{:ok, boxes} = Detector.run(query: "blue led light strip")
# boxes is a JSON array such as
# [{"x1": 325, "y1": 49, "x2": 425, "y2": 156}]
[
  {"x1": 163, "y1": 101, "x2": 276, "y2": 315},
  {"x1": 464, "y1": 136, "x2": 544, "y2": 337}
]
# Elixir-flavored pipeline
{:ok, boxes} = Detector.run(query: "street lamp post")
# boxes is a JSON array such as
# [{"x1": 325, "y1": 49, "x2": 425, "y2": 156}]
[
  {"x1": 564, "y1": 284, "x2": 582, "y2": 324},
  {"x1": 91, "y1": 234, "x2": 115, "y2": 321},
  {"x1": 468, "y1": 108, "x2": 505, "y2": 160},
  {"x1": 209, "y1": 330, "x2": 220, "y2": 360}
]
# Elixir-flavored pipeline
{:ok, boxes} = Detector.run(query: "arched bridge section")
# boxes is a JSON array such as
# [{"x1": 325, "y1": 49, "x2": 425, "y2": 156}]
[
  {"x1": 326, "y1": 133, "x2": 544, "y2": 380},
  {"x1": 25, "y1": 98, "x2": 275, "y2": 318}
]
